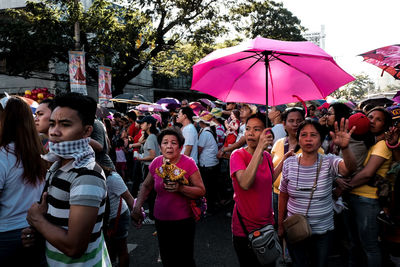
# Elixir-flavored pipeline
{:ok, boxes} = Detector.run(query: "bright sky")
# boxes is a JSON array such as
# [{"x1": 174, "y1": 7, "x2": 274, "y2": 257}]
[{"x1": 280, "y1": 0, "x2": 400, "y2": 89}]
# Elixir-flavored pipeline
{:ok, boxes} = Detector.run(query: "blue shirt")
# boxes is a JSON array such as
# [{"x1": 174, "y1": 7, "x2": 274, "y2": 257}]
[{"x1": 0, "y1": 143, "x2": 45, "y2": 231}]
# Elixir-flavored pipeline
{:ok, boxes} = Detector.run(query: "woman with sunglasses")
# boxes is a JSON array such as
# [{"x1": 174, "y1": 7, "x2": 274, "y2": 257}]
[{"x1": 278, "y1": 119, "x2": 356, "y2": 267}]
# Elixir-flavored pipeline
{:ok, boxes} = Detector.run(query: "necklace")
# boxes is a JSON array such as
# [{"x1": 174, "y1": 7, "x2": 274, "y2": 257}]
[{"x1": 296, "y1": 154, "x2": 319, "y2": 191}]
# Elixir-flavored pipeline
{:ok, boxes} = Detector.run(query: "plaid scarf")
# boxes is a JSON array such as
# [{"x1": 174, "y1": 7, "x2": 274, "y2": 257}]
[{"x1": 41, "y1": 137, "x2": 95, "y2": 168}]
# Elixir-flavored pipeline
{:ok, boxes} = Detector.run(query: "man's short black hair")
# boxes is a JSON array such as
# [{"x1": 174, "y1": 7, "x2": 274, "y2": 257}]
[
  {"x1": 40, "y1": 98, "x2": 56, "y2": 111},
  {"x1": 180, "y1": 106, "x2": 196, "y2": 124},
  {"x1": 127, "y1": 111, "x2": 137, "y2": 121},
  {"x1": 53, "y1": 93, "x2": 97, "y2": 126}
]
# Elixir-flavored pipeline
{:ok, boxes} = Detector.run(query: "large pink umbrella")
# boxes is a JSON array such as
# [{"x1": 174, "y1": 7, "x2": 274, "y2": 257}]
[{"x1": 191, "y1": 37, "x2": 355, "y2": 106}]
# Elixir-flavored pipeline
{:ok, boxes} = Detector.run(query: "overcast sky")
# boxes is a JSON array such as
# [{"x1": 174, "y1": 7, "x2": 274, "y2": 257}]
[{"x1": 280, "y1": 0, "x2": 400, "y2": 88}]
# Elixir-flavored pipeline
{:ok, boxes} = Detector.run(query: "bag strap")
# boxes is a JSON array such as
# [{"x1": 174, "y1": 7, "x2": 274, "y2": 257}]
[
  {"x1": 236, "y1": 207, "x2": 250, "y2": 236},
  {"x1": 305, "y1": 155, "x2": 323, "y2": 217}
]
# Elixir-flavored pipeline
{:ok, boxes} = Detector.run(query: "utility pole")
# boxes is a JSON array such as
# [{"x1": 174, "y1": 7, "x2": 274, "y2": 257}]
[{"x1": 74, "y1": 0, "x2": 81, "y2": 50}]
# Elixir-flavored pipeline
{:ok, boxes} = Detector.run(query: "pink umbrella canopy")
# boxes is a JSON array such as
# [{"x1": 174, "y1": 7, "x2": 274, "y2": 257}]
[
  {"x1": 359, "y1": 44, "x2": 400, "y2": 80},
  {"x1": 191, "y1": 37, "x2": 355, "y2": 106},
  {"x1": 189, "y1": 102, "x2": 207, "y2": 116}
]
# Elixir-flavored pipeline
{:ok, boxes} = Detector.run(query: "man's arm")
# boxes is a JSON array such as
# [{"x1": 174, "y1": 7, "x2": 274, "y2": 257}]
[
  {"x1": 184, "y1": 145, "x2": 193, "y2": 156},
  {"x1": 27, "y1": 194, "x2": 99, "y2": 258}
]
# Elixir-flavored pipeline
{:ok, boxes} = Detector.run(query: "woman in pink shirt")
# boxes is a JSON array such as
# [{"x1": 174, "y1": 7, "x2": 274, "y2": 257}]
[
  {"x1": 132, "y1": 128, "x2": 205, "y2": 267},
  {"x1": 230, "y1": 113, "x2": 275, "y2": 267}
]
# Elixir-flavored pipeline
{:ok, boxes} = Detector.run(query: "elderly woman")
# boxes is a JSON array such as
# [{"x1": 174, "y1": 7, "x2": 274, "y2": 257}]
[
  {"x1": 132, "y1": 128, "x2": 205, "y2": 267},
  {"x1": 230, "y1": 113, "x2": 276, "y2": 267},
  {"x1": 278, "y1": 119, "x2": 356, "y2": 267}
]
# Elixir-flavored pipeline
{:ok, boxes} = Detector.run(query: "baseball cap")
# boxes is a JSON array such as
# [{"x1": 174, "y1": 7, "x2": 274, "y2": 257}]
[
  {"x1": 348, "y1": 112, "x2": 370, "y2": 135},
  {"x1": 137, "y1": 115, "x2": 157, "y2": 125},
  {"x1": 387, "y1": 105, "x2": 400, "y2": 120}
]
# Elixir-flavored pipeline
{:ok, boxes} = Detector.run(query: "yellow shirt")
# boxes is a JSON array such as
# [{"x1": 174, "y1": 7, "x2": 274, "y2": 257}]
[
  {"x1": 271, "y1": 138, "x2": 324, "y2": 194},
  {"x1": 351, "y1": 140, "x2": 392, "y2": 199}
]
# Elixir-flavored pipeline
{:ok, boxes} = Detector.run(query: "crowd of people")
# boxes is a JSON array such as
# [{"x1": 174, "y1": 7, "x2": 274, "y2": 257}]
[{"x1": 0, "y1": 92, "x2": 400, "y2": 267}]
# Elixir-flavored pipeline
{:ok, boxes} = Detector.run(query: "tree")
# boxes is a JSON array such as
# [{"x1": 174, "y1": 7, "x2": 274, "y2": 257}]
[
  {"x1": 0, "y1": 0, "x2": 307, "y2": 94},
  {"x1": 332, "y1": 73, "x2": 375, "y2": 101},
  {"x1": 228, "y1": 0, "x2": 306, "y2": 40},
  {"x1": 152, "y1": 0, "x2": 307, "y2": 78},
  {"x1": 0, "y1": 0, "x2": 226, "y2": 95}
]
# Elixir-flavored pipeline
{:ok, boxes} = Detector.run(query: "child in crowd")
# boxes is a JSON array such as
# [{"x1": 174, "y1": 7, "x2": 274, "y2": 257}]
[
  {"x1": 224, "y1": 109, "x2": 240, "y2": 147},
  {"x1": 115, "y1": 138, "x2": 127, "y2": 180}
]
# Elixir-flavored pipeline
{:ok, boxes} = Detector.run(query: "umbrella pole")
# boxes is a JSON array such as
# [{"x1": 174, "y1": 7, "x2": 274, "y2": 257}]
[{"x1": 263, "y1": 51, "x2": 272, "y2": 128}]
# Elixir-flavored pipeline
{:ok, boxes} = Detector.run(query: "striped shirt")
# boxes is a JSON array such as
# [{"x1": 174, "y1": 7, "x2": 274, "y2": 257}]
[
  {"x1": 280, "y1": 153, "x2": 342, "y2": 234},
  {"x1": 45, "y1": 160, "x2": 110, "y2": 267}
]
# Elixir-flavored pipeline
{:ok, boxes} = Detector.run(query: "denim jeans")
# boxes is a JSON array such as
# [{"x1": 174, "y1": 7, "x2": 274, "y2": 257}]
[
  {"x1": 232, "y1": 235, "x2": 275, "y2": 267},
  {"x1": 0, "y1": 228, "x2": 46, "y2": 266},
  {"x1": 342, "y1": 193, "x2": 382, "y2": 267},
  {"x1": 286, "y1": 230, "x2": 333, "y2": 267}
]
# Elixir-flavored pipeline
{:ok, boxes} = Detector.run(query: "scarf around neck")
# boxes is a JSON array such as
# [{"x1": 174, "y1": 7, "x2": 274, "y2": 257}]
[{"x1": 41, "y1": 137, "x2": 95, "y2": 168}]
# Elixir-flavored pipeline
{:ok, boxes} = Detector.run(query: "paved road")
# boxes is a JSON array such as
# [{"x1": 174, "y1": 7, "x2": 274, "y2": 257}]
[
  {"x1": 128, "y1": 206, "x2": 239, "y2": 267},
  {"x1": 127, "y1": 207, "x2": 345, "y2": 267}
]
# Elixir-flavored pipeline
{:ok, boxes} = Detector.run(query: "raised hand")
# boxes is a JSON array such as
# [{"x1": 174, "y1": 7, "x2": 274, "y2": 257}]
[
  {"x1": 258, "y1": 128, "x2": 274, "y2": 151},
  {"x1": 330, "y1": 118, "x2": 355, "y2": 149},
  {"x1": 385, "y1": 125, "x2": 400, "y2": 146}
]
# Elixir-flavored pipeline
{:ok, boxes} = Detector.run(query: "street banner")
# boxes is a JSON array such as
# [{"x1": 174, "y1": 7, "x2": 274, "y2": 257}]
[
  {"x1": 98, "y1": 65, "x2": 112, "y2": 107},
  {"x1": 68, "y1": 51, "x2": 87, "y2": 95}
]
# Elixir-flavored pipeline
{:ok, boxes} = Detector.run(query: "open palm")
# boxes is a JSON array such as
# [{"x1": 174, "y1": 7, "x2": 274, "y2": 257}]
[{"x1": 330, "y1": 118, "x2": 355, "y2": 149}]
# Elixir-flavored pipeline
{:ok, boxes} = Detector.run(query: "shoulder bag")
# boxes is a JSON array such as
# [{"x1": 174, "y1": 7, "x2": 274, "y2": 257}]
[{"x1": 283, "y1": 155, "x2": 322, "y2": 244}]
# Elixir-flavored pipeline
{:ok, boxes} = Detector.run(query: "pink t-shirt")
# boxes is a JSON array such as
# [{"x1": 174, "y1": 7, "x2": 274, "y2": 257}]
[
  {"x1": 230, "y1": 148, "x2": 274, "y2": 237},
  {"x1": 150, "y1": 155, "x2": 199, "y2": 221}
]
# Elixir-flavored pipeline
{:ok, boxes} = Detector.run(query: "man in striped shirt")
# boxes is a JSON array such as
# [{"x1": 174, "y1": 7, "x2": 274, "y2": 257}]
[{"x1": 26, "y1": 93, "x2": 110, "y2": 266}]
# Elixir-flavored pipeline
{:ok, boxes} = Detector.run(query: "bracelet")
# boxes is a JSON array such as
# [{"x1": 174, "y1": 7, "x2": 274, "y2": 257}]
[{"x1": 386, "y1": 139, "x2": 400, "y2": 149}]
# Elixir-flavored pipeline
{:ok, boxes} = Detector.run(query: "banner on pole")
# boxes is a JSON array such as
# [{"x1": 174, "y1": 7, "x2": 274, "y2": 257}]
[
  {"x1": 68, "y1": 51, "x2": 87, "y2": 95},
  {"x1": 98, "y1": 65, "x2": 112, "y2": 107}
]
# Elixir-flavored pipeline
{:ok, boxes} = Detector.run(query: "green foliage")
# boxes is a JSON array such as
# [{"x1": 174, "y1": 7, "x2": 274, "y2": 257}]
[
  {"x1": 228, "y1": 0, "x2": 306, "y2": 40},
  {"x1": 332, "y1": 73, "x2": 376, "y2": 101},
  {"x1": 0, "y1": 0, "x2": 307, "y2": 94}
]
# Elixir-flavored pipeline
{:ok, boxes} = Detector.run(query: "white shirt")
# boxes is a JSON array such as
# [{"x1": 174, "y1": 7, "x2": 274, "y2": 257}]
[
  {"x1": 106, "y1": 171, "x2": 129, "y2": 219},
  {"x1": 198, "y1": 127, "x2": 219, "y2": 167},
  {"x1": 181, "y1": 123, "x2": 198, "y2": 164},
  {"x1": 272, "y1": 123, "x2": 286, "y2": 144},
  {"x1": 236, "y1": 123, "x2": 246, "y2": 142}
]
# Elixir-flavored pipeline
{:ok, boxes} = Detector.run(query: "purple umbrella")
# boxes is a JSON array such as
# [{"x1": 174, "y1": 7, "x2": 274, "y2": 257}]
[
  {"x1": 156, "y1": 97, "x2": 181, "y2": 110},
  {"x1": 136, "y1": 104, "x2": 169, "y2": 113},
  {"x1": 198, "y1": 98, "x2": 216, "y2": 108}
]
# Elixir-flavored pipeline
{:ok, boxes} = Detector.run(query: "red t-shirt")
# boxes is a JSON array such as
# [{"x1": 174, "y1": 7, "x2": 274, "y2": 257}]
[
  {"x1": 132, "y1": 129, "x2": 143, "y2": 152},
  {"x1": 230, "y1": 148, "x2": 274, "y2": 237},
  {"x1": 128, "y1": 123, "x2": 139, "y2": 138}
]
